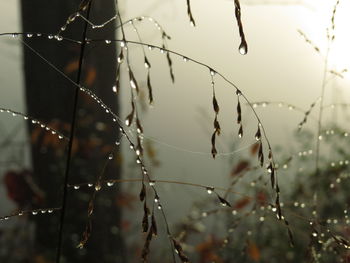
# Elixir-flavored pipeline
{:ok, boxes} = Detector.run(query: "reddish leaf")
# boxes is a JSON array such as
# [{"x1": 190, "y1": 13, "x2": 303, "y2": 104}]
[
  {"x1": 250, "y1": 142, "x2": 259, "y2": 156},
  {"x1": 231, "y1": 160, "x2": 250, "y2": 176},
  {"x1": 247, "y1": 241, "x2": 260, "y2": 261},
  {"x1": 234, "y1": 197, "x2": 251, "y2": 209}
]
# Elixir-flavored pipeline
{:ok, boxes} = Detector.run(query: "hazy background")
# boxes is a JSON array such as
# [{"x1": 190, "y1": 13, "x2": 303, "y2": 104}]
[{"x1": 0, "y1": 0, "x2": 350, "y2": 258}]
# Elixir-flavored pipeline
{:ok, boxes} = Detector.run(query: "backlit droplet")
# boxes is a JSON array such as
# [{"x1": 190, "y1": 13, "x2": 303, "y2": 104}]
[
  {"x1": 112, "y1": 85, "x2": 117, "y2": 93},
  {"x1": 108, "y1": 153, "x2": 114, "y2": 160},
  {"x1": 206, "y1": 187, "x2": 214, "y2": 194},
  {"x1": 130, "y1": 79, "x2": 136, "y2": 89},
  {"x1": 149, "y1": 180, "x2": 155, "y2": 186},
  {"x1": 95, "y1": 184, "x2": 102, "y2": 191},
  {"x1": 74, "y1": 185, "x2": 80, "y2": 190},
  {"x1": 26, "y1": 33, "x2": 33, "y2": 38},
  {"x1": 157, "y1": 204, "x2": 162, "y2": 210},
  {"x1": 238, "y1": 42, "x2": 247, "y2": 55},
  {"x1": 88, "y1": 183, "x2": 93, "y2": 188},
  {"x1": 105, "y1": 39, "x2": 111, "y2": 44},
  {"x1": 107, "y1": 181, "x2": 114, "y2": 187},
  {"x1": 32, "y1": 211, "x2": 38, "y2": 215},
  {"x1": 120, "y1": 41, "x2": 125, "y2": 47},
  {"x1": 48, "y1": 210, "x2": 53, "y2": 213}
]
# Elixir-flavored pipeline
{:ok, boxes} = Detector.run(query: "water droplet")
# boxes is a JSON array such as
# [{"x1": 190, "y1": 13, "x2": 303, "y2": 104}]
[
  {"x1": 238, "y1": 42, "x2": 247, "y2": 55},
  {"x1": 105, "y1": 39, "x2": 111, "y2": 44},
  {"x1": 120, "y1": 41, "x2": 125, "y2": 47},
  {"x1": 206, "y1": 187, "x2": 214, "y2": 194},
  {"x1": 107, "y1": 181, "x2": 114, "y2": 187},
  {"x1": 74, "y1": 185, "x2": 80, "y2": 190},
  {"x1": 130, "y1": 79, "x2": 136, "y2": 89},
  {"x1": 183, "y1": 56, "x2": 189, "y2": 62},
  {"x1": 26, "y1": 33, "x2": 33, "y2": 38},
  {"x1": 88, "y1": 183, "x2": 93, "y2": 187},
  {"x1": 149, "y1": 180, "x2": 155, "y2": 186},
  {"x1": 157, "y1": 204, "x2": 162, "y2": 210},
  {"x1": 95, "y1": 184, "x2": 102, "y2": 191},
  {"x1": 48, "y1": 35, "x2": 53, "y2": 39},
  {"x1": 32, "y1": 211, "x2": 38, "y2": 215},
  {"x1": 112, "y1": 85, "x2": 117, "y2": 93},
  {"x1": 108, "y1": 153, "x2": 114, "y2": 160}
]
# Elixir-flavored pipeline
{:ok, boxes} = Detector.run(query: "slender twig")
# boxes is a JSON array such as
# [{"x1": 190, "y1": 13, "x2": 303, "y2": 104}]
[{"x1": 55, "y1": 2, "x2": 92, "y2": 263}]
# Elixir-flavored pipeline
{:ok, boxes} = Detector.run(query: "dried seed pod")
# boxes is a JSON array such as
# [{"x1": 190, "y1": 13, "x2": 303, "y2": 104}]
[
  {"x1": 213, "y1": 95, "x2": 219, "y2": 114},
  {"x1": 258, "y1": 141, "x2": 264, "y2": 167},
  {"x1": 144, "y1": 56, "x2": 151, "y2": 69},
  {"x1": 125, "y1": 101, "x2": 135, "y2": 126},
  {"x1": 186, "y1": 0, "x2": 196, "y2": 27},
  {"x1": 270, "y1": 167, "x2": 275, "y2": 189},
  {"x1": 234, "y1": 0, "x2": 248, "y2": 55},
  {"x1": 238, "y1": 124, "x2": 243, "y2": 138},
  {"x1": 214, "y1": 116, "x2": 221, "y2": 135},
  {"x1": 165, "y1": 48, "x2": 175, "y2": 83},
  {"x1": 141, "y1": 229, "x2": 153, "y2": 261},
  {"x1": 147, "y1": 71, "x2": 154, "y2": 104},
  {"x1": 151, "y1": 214, "x2": 157, "y2": 236},
  {"x1": 173, "y1": 238, "x2": 190, "y2": 263},
  {"x1": 117, "y1": 49, "x2": 124, "y2": 64},
  {"x1": 136, "y1": 118, "x2": 143, "y2": 134},
  {"x1": 129, "y1": 69, "x2": 139, "y2": 93},
  {"x1": 211, "y1": 132, "x2": 217, "y2": 159},
  {"x1": 142, "y1": 202, "x2": 149, "y2": 233},
  {"x1": 139, "y1": 183, "x2": 146, "y2": 202},
  {"x1": 237, "y1": 99, "x2": 241, "y2": 124},
  {"x1": 217, "y1": 194, "x2": 231, "y2": 207},
  {"x1": 275, "y1": 194, "x2": 282, "y2": 220},
  {"x1": 255, "y1": 126, "x2": 261, "y2": 141}
]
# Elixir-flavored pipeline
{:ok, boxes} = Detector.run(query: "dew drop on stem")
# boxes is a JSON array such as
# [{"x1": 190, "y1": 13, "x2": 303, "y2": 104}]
[{"x1": 238, "y1": 41, "x2": 248, "y2": 55}]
